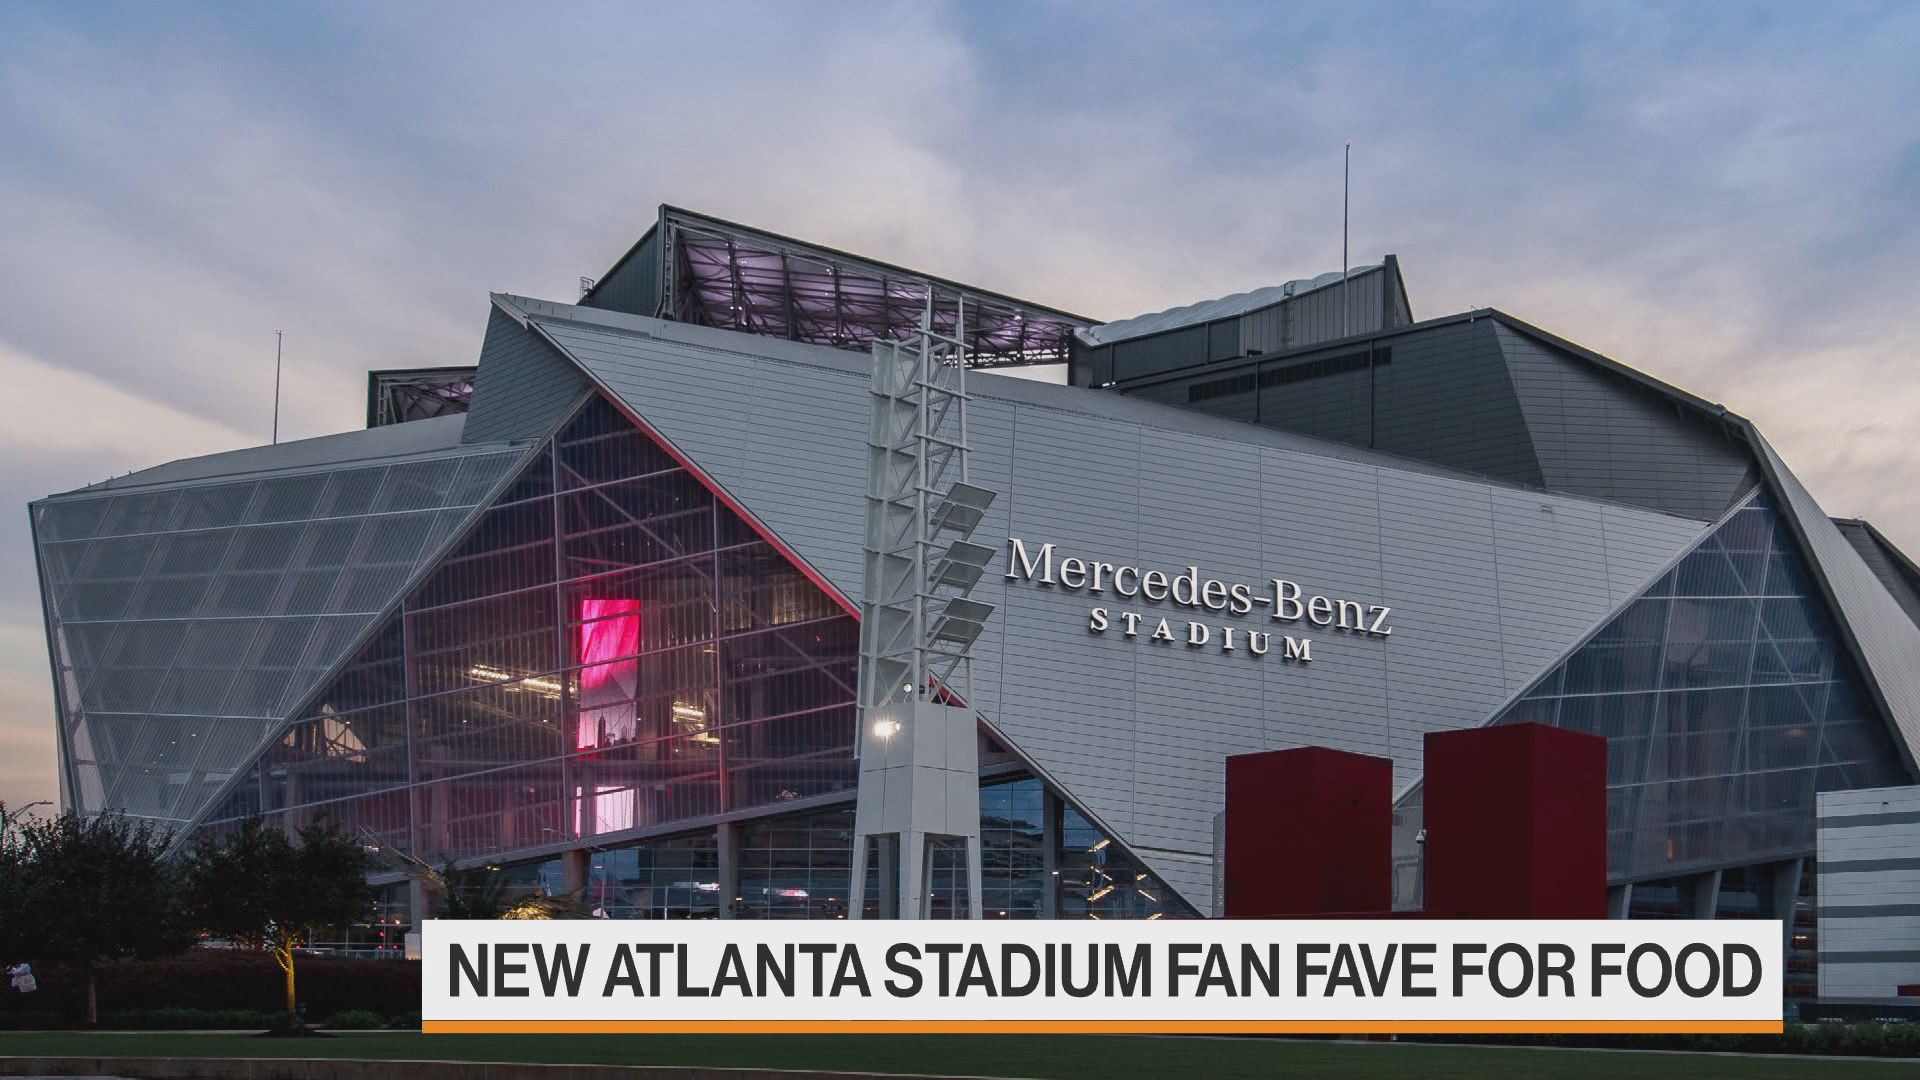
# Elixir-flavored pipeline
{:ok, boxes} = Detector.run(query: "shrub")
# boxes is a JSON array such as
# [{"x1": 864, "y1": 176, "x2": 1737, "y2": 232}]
[
  {"x1": 1834, "y1": 1021, "x2": 1884, "y2": 1055},
  {"x1": 97, "y1": 1006, "x2": 283, "y2": 1030},
  {"x1": 1783, "y1": 1023, "x2": 1827, "y2": 1054},
  {"x1": 23, "y1": 950, "x2": 420, "y2": 1021},
  {"x1": 1886, "y1": 1023, "x2": 1920, "y2": 1057},
  {"x1": 1403, "y1": 1023, "x2": 1919, "y2": 1059},
  {"x1": 0, "y1": 1011, "x2": 63, "y2": 1030},
  {"x1": 323, "y1": 1009, "x2": 389, "y2": 1030},
  {"x1": 388, "y1": 1011, "x2": 422, "y2": 1030}
]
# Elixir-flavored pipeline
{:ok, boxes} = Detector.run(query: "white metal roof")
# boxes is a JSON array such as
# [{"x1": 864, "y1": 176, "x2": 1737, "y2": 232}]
[
  {"x1": 65, "y1": 414, "x2": 507, "y2": 495},
  {"x1": 1078, "y1": 264, "x2": 1381, "y2": 346}
]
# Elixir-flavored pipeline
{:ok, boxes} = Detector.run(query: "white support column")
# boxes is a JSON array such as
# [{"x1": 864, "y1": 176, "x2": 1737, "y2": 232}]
[
  {"x1": 561, "y1": 848, "x2": 590, "y2": 898},
  {"x1": 965, "y1": 834, "x2": 984, "y2": 920},
  {"x1": 850, "y1": 700, "x2": 982, "y2": 919},
  {"x1": 1687, "y1": 869, "x2": 1723, "y2": 921},
  {"x1": 849, "y1": 830, "x2": 868, "y2": 919},
  {"x1": 408, "y1": 877, "x2": 432, "y2": 930},
  {"x1": 1764, "y1": 857, "x2": 1805, "y2": 955},
  {"x1": 900, "y1": 830, "x2": 929, "y2": 919},
  {"x1": 717, "y1": 821, "x2": 740, "y2": 920},
  {"x1": 1042, "y1": 794, "x2": 1060, "y2": 919}
]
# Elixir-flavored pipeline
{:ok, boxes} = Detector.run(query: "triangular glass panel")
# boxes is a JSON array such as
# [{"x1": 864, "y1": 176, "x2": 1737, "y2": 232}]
[
  {"x1": 1398, "y1": 489, "x2": 1908, "y2": 893},
  {"x1": 194, "y1": 393, "x2": 860, "y2": 863}
]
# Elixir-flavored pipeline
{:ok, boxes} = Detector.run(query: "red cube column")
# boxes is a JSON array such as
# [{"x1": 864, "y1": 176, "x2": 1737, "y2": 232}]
[
  {"x1": 1223, "y1": 746, "x2": 1392, "y2": 917},
  {"x1": 1423, "y1": 723, "x2": 1607, "y2": 919}
]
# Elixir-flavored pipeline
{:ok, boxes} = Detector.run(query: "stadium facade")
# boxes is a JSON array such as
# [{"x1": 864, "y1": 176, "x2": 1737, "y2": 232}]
[{"x1": 30, "y1": 206, "x2": 1920, "y2": 996}]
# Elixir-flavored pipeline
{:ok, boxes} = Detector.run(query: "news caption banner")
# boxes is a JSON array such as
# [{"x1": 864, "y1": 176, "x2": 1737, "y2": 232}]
[{"x1": 423, "y1": 919, "x2": 1781, "y2": 1034}]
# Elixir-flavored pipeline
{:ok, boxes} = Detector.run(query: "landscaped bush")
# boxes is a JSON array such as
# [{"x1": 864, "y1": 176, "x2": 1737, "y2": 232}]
[
  {"x1": 1411, "y1": 1022, "x2": 1919, "y2": 1058},
  {"x1": 0, "y1": 1011, "x2": 64, "y2": 1030},
  {"x1": 387, "y1": 1011, "x2": 422, "y2": 1030},
  {"x1": 98, "y1": 1007, "x2": 284, "y2": 1030},
  {"x1": 17, "y1": 949, "x2": 419, "y2": 1026},
  {"x1": 322, "y1": 1008, "x2": 389, "y2": 1029}
]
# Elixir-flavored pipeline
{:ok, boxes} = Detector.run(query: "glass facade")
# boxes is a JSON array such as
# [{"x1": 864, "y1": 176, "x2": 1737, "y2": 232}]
[
  {"x1": 735, "y1": 809, "x2": 866, "y2": 919},
  {"x1": 1056, "y1": 800, "x2": 1185, "y2": 919},
  {"x1": 977, "y1": 778, "x2": 1047, "y2": 919},
  {"x1": 34, "y1": 447, "x2": 519, "y2": 828},
  {"x1": 197, "y1": 395, "x2": 860, "y2": 863},
  {"x1": 1392, "y1": 489, "x2": 1906, "y2": 893},
  {"x1": 430, "y1": 776, "x2": 1193, "y2": 923}
]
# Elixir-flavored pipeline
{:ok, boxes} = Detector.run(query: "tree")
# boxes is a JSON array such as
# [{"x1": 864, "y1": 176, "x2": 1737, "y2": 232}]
[
  {"x1": 182, "y1": 818, "x2": 372, "y2": 1028},
  {"x1": 0, "y1": 806, "x2": 193, "y2": 1025},
  {"x1": 437, "y1": 863, "x2": 503, "y2": 919},
  {"x1": 0, "y1": 803, "x2": 31, "y2": 963}
]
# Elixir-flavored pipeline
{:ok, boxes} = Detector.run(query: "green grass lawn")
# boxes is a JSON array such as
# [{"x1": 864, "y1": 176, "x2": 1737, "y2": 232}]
[{"x1": 0, "y1": 1032, "x2": 1913, "y2": 1079}]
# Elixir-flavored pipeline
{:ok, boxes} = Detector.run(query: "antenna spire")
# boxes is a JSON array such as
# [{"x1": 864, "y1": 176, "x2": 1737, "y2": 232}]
[
  {"x1": 272, "y1": 329, "x2": 283, "y2": 445},
  {"x1": 1342, "y1": 140, "x2": 1352, "y2": 338}
]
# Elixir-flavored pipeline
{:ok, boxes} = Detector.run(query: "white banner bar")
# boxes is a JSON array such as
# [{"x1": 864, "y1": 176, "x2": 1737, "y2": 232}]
[{"x1": 422, "y1": 918, "x2": 1781, "y2": 1033}]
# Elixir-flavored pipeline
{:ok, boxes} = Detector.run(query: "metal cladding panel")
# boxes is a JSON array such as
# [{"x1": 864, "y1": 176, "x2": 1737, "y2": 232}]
[
  {"x1": 1817, "y1": 785, "x2": 1920, "y2": 997},
  {"x1": 1110, "y1": 325, "x2": 1207, "y2": 382},
  {"x1": 34, "y1": 446, "x2": 521, "y2": 827},
  {"x1": 1127, "y1": 431, "x2": 1269, "y2": 852},
  {"x1": 1373, "y1": 319, "x2": 1542, "y2": 486},
  {"x1": 1256, "y1": 354, "x2": 1372, "y2": 448},
  {"x1": 1083, "y1": 266, "x2": 1380, "y2": 347},
  {"x1": 533, "y1": 320, "x2": 757, "y2": 511},
  {"x1": 526, "y1": 306, "x2": 1710, "y2": 911},
  {"x1": 1151, "y1": 318, "x2": 1546, "y2": 489},
  {"x1": 71, "y1": 414, "x2": 473, "y2": 494},
  {"x1": 736, "y1": 358, "x2": 872, "y2": 598},
  {"x1": 1257, "y1": 451, "x2": 1391, "y2": 762},
  {"x1": 1758, "y1": 433, "x2": 1920, "y2": 774},
  {"x1": 1239, "y1": 296, "x2": 1289, "y2": 354},
  {"x1": 1239, "y1": 267, "x2": 1388, "y2": 355},
  {"x1": 1096, "y1": 268, "x2": 1398, "y2": 378},
  {"x1": 1168, "y1": 373, "x2": 1257, "y2": 425},
  {"x1": 998, "y1": 411, "x2": 1146, "y2": 839},
  {"x1": 1601, "y1": 502, "x2": 1710, "y2": 594},
  {"x1": 581, "y1": 226, "x2": 662, "y2": 318},
  {"x1": 462, "y1": 305, "x2": 589, "y2": 444},
  {"x1": 1375, "y1": 471, "x2": 1507, "y2": 788},
  {"x1": 1489, "y1": 488, "x2": 1616, "y2": 690},
  {"x1": 958, "y1": 397, "x2": 1019, "y2": 727},
  {"x1": 1836, "y1": 521, "x2": 1920, "y2": 628},
  {"x1": 1489, "y1": 492, "x2": 1705, "y2": 693},
  {"x1": 1496, "y1": 323, "x2": 1753, "y2": 522},
  {"x1": 1281, "y1": 268, "x2": 1380, "y2": 350}
]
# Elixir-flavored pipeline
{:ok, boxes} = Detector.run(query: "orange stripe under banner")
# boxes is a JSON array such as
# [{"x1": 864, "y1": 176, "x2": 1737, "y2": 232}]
[{"x1": 425, "y1": 1020, "x2": 1782, "y2": 1035}]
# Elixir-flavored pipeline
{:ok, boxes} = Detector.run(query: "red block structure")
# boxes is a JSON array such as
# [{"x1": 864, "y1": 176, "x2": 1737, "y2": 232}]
[
  {"x1": 1223, "y1": 746, "x2": 1391, "y2": 917},
  {"x1": 1423, "y1": 723, "x2": 1607, "y2": 919}
]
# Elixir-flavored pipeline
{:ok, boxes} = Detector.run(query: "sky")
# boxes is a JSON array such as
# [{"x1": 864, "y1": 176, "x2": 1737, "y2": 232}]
[{"x1": 2, "y1": 1, "x2": 1917, "y2": 811}]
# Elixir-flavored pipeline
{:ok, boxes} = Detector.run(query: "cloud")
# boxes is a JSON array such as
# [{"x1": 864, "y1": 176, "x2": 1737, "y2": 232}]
[
  {"x1": 0, "y1": 2, "x2": 1917, "y2": 807},
  {"x1": 0, "y1": 340, "x2": 257, "y2": 470},
  {"x1": 0, "y1": 629, "x2": 59, "y2": 811}
]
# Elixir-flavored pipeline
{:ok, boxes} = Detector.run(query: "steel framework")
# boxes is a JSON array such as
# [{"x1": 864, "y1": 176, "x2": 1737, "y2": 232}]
[
  {"x1": 656, "y1": 208, "x2": 1092, "y2": 368},
  {"x1": 365, "y1": 367, "x2": 476, "y2": 428},
  {"x1": 849, "y1": 291, "x2": 998, "y2": 919}
]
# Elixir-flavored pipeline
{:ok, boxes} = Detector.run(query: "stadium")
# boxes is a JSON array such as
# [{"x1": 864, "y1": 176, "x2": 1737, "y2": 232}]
[{"x1": 30, "y1": 205, "x2": 1920, "y2": 999}]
